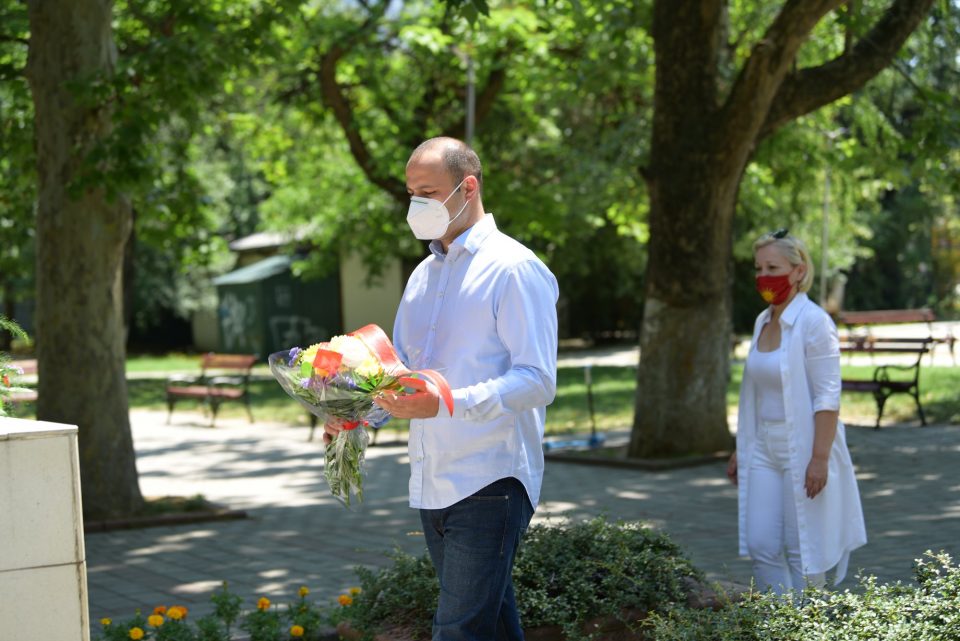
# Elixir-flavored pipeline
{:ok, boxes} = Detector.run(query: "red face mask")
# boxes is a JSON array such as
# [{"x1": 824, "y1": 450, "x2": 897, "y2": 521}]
[{"x1": 756, "y1": 274, "x2": 793, "y2": 305}]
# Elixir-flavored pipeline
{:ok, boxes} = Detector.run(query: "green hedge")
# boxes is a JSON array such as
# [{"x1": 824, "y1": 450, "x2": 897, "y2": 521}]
[
  {"x1": 645, "y1": 552, "x2": 960, "y2": 641},
  {"x1": 343, "y1": 517, "x2": 702, "y2": 641}
]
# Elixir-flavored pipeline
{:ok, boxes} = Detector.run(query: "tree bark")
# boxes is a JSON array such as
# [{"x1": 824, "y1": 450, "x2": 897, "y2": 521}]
[
  {"x1": 26, "y1": 0, "x2": 143, "y2": 517},
  {"x1": 629, "y1": 0, "x2": 935, "y2": 458}
]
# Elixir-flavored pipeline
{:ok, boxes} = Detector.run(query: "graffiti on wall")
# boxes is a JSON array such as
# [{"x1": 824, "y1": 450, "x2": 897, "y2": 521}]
[
  {"x1": 219, "y1": 293, "x2": 256, "y2": 352},
  {"x1": 269, "y1": 316, "x2": 328, "y2": 350}
]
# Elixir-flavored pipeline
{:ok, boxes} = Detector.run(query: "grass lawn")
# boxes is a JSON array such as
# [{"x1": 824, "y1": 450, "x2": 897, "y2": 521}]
[{"x1": 10, "y1": 357, "x2": 960, "y2": 432}]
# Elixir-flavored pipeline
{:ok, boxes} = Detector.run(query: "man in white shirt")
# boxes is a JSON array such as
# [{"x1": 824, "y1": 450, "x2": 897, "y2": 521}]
[{"x1": 326, "y1": 137, "x2": 558, "y2": 640}]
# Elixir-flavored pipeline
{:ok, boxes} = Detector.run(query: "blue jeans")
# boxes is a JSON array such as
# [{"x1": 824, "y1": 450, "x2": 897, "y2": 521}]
[{"x1": 420, "y1": 477, "x2": 534, "y2": 641}]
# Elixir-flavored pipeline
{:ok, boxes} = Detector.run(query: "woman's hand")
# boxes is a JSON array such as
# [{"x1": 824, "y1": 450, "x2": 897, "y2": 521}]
[
  {"x1": 805, "y1": 457, "x2": 829, "y2": 498},
  {"x1": 726, "y1": 452, "x2": 738, "y2": 486}
]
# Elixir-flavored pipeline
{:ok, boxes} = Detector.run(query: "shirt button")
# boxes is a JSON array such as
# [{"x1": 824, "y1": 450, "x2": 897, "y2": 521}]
[
  {"x1": 431, "y1": 324, "x2": 437, "y2": 330},
  {"x1": 438, "y1": 291, "x2": 444, "y2": 297}
]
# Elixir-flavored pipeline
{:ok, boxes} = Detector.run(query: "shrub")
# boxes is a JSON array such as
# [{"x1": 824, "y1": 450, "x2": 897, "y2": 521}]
[
  {"x1": 343, "y1": 516, "x2": 702, "y2": 641},
  {"x1": 644, "y1": 551, "x2": 960, "y2": 641}
]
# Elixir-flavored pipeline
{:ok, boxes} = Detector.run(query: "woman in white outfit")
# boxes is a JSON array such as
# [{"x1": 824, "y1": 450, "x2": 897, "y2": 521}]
[{"x1": 726, "y1": 229, "x2": 866, "y2": 595}]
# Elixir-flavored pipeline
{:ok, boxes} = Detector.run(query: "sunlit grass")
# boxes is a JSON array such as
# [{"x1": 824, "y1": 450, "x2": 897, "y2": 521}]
[{"x1": 12, "y1": 355, "x2": 959, "y2": 432}]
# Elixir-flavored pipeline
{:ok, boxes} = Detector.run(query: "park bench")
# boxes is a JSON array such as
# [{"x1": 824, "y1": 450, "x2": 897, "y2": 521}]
[
  {"x1": 835, "y1": 308, "x2": 956, "y2": 365},
  {"x1": 839, "y1": 337, "x2": 932, "y2": 429},
  {"x1": 166, "y1": 353, "x2": 258, "y2": 426}
]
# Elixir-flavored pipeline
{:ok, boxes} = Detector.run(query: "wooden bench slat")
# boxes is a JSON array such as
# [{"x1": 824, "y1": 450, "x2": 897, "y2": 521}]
[{"x1": 166, "y1": 353, "x2": 258, "y2": 426}]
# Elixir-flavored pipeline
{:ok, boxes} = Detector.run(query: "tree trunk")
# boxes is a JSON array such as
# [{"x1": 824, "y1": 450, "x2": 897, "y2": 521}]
[
  {"x1": 26, "y1": 0, "x2": 143, "y2": 518},
  {"x1": 628, "y1": 0, "x2": 933, "y2": 459},
  {"x1": 629, "y1": 163, "x2": 742, "y2": 458}
]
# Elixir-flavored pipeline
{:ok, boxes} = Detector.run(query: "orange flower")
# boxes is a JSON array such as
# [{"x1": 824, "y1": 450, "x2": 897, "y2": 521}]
[
  {"x1": 290, "y1": 624, "x2": 305, "y2": 638},
  {"x1": 167, "y1": 605, "x2": 188, "y2": 620},
  {"x1": 298, "y1": 586, "x2": 309, "y2": 598},
  {"x1": 312, "y1": 349, "x2": 343, "y2": 378},
  {"x1": 153, "y1": 606, "x2": 167, "y2": 616},
  {"x1": 129, "y1": 627, "x2": 145, "y2": 640},
  {"x1": 257, "y1": 597, "x2": 271, "y2": 611},
  {"x1": 2, "y1": 374, "x2": 10, "y2": 387},
  {"x1": 337, "y1": 594, "x2": 353, "y2": 606},
  {"x1": 147, "y1": 614, "x2": 164, "y2": 627}
]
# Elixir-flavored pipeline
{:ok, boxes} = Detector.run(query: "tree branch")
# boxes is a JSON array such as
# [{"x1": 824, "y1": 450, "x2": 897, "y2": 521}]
[
  {"x1": 317, "y1": 2, "x2": 408, "y2": 204},
  {"x1": 717, "y1": 0, "x2": 844, "y2": 152},
  {"x1": 0, "y1": 33, "x2": 29, "y2": 45},
  {"x1": 759, "y1": 0, "x2": 936, "y2": 139}
]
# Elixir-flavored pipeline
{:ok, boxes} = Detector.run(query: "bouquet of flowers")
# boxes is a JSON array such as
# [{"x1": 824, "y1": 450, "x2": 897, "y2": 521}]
[{"x1": 268, "y1": 324, "x2": 452, "y2": 507}]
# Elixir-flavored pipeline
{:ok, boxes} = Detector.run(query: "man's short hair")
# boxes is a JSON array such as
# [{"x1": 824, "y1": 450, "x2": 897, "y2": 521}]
[{"x1": 410, "y1": 137, "x2": 483, "y2": 194}]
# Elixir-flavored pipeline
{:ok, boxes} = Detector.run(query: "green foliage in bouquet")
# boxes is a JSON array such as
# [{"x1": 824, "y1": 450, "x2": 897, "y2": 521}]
[
  {"x1": 644, "y1": 551, "x2": 960, "y2": 641},
  {"x1": 342, "y1": 517, "x2": 702, "y2": 641}
]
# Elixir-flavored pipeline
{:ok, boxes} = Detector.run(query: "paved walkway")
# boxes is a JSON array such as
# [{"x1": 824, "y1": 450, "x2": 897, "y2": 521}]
[{"x1": 85, "y1": 409, "x2": 960, "y2": 623}]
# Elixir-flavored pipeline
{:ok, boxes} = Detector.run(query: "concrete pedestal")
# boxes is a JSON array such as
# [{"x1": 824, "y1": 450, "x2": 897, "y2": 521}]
[{"x1": 0, "y1": 417, "x2": 89, "y2": 641}]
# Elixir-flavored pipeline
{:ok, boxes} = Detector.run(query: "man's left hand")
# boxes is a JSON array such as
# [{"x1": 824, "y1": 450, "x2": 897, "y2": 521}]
[{"x1": 375, "y1": 377, "x2": 441, "y2": 419}]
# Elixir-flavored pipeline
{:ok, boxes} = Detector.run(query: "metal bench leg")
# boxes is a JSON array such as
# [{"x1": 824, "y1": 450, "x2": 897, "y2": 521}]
[
  {"x1": 873, "y1": 391, "x2": 889, "y2": 430},
  {"x1": 209, "y1": 399, "x2": 220, "y2": 427},
  {"x1": 912, "y1": 390, "x2": 927, "y2": 427}
]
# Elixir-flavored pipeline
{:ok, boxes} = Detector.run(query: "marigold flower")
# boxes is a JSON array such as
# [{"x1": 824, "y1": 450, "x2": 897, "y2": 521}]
[
  {"x1": 129, "y1": 627, "x2": 145, "y2": 640},
  {"x1": 290, "y1": 624, "x2": 305, "y2": 638},
  {"x1": 257, "y1": 597, "x2": 271, "y2": 611},
  {"x1": 167, "y1": 605, "x2": 187, "y2": 620},
  {"x1": 148, "y1": 614, "x2": 164, "y2": 627},
  {"x1": 298, "y1": 586, "x2": 309, "y2": 598},
  {"x1": 153, "y1": 605, "x2": 167, "y2": 615},
  {"x1": 348, "y1": 586, "x2": 362, "y2": 596},
  {"x1": 337, "y1": 594, "x2": 353, "y2": 606},
  {"x1": 100, "y1": 618, "x2": 112, "y2": 626},
  {"x1": 2, "y1": 375, "x2": 9, "y2": 387}
]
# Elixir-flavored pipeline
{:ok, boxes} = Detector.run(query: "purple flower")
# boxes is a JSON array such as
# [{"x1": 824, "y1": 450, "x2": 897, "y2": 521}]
[{"x1": 287, "y1": 347, "x2": 302, "y2": 367}]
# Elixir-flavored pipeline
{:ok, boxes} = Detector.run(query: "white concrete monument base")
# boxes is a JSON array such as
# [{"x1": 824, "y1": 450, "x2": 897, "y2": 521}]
[{"x1": 0, "y1": 417, "x2": 89, "y2": 641}]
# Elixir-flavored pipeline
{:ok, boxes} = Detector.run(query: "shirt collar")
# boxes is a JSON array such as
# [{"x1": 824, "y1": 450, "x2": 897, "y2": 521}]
[
  {"x1": 779, "y1": 292, "x2": 809, "y2": 327},
  {"x1": 428, "y1": 214, "x2": 498, "y2": 260}
]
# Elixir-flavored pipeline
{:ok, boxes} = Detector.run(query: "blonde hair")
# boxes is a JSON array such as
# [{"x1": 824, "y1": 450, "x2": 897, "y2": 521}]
[{"x1": 753, "y1": 230, "x2": 815, "y2": 293}]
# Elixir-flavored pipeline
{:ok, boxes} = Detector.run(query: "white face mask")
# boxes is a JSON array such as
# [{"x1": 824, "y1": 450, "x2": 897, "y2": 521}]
[{"x1": 406, "y1": 177, "x2": 470, "y2": 240}]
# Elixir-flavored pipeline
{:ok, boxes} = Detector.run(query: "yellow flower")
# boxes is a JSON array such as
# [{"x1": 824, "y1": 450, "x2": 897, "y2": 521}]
[
  {"x1": 129, "y1": 627, "x2": 145, "y2": 640},
  {"x1": 290, "y1": 624, "x2": 305, "y2": 638},
  {"x1": 167, "y1": 605, "x2": 187, "y2": 620},
  {"x1": 148, "y1": 614, "x2": 164, "y2": 627},
  {"x1": 257, "y1": 596, "x2": 271, "y2": 611},
  {"x1": 153, "y1": 605, "x2": 167, "y2": 616},
  {"x1": 298, "y1": 586, "x2": 309, "y2": 598},
  {"x1": 348, "y1": 587, "x2": 362, "y2": 596},
  {"x1": 100, "y1": 618, "x2": 112, "y2": 626},
  {"x1": 337, "y1": 594, "x2": 353, "y2": 606},
  {"x1": 354, "y1": 355, "x2": 384, "y2": 379}
]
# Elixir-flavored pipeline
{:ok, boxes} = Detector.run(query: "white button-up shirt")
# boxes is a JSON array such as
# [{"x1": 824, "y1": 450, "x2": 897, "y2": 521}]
[{"x1": 393, "y1": 214, "x2": 559, "y2": 510}]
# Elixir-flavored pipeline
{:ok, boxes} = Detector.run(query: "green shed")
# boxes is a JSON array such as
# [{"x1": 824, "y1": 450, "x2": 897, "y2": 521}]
[{"x1": 212, "y1": 255, "x2": 342, "y2": 358}]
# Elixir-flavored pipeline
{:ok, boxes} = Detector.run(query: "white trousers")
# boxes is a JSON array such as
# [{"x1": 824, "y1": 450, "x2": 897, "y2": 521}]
[{"x1": 746, "y1": 422, "x2": 826, "y2": 594}]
